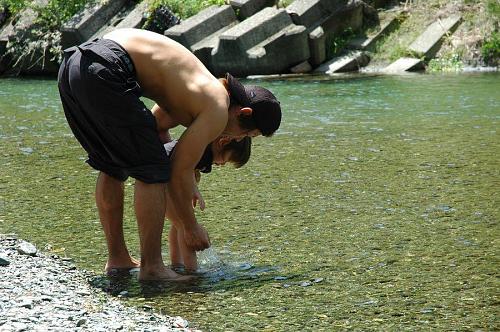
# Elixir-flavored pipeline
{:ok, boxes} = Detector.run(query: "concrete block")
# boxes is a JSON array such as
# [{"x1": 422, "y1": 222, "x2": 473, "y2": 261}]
[
  {"x1": 212, "y1": 7, "x2": 309, "y2": 76},
  {"x1": 315, "y1": 50, "x2": 369, "y2": 74},
  {"x1": 287, "y1": 0, "x2": 329, "y2": 28},
  {"x1": 115, "y1": 0, "x2": 149, "y2": 30},
  {"x1": 90, "y1": 1, "x2": 142, "y2": 40},
  {"x1": 230, "y1": 0, "x2": 276, "y2": 19},
  {"x1": 383, "y1": 57, "x2": 424, "y2": 73},
  {"x1": 216, "y1": 7, "x2": 291, "y2": 55},
  {"x1": 61, "y1": 0, "x2": 127, "y2": 49},
  {"x1": 319, "y1": 1, "x2": 364, "y2": 36},
  {"x1": 290, "y1": 60, "x2": 312, "y2": 73},
  {"x1": 408, "y1": 15, "x2": 462, "y2": 60},
  {"x1": 308, "y1": 26, "x2": 326, "y2": 66},
  {"x1": 190, "y1": 22, "x2": 238, "y2": 71},
  {"x1": 348, "y1": 11, "x2": 402, "y2": 51},
  {"x1": 165, "y1": 5, "x2": 237, "y2": 48},
  {"x1": 245, "y1": 24, "x2": 309, "y2": 74}
]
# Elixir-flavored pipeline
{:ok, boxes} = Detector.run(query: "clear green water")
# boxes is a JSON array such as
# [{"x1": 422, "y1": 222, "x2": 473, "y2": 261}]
[{"x1": 1, "y1": 73, "x2": 499, "y2": 331}]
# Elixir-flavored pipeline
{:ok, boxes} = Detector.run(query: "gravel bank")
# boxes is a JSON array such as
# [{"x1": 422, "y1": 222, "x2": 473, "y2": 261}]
[{"x1": 0, "y1": 234, "x2": 196, "y2": 332}]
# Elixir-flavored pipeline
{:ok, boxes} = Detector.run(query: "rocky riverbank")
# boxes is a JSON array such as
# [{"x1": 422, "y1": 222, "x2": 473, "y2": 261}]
[{"x1": 0, "y1": 234, "x2": 197, "y2": 332}]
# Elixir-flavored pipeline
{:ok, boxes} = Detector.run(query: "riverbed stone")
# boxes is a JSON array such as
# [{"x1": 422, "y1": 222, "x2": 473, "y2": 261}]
[
  {"x1": 230, "y1": 0, "x2": 277, "y2": 19},
  {"x1": 408, "y1": 14, "x2": 462, "y2": 60},
  {"x1": 0, "y1": 256, "x2": 9, "y2": 266},
  {"x1": 17, "y1": 241, "x2": 37, "y2": 256},
  {"x1": 1, "y1": 235, "x2": 190, "y2": 331},
  {"x1": 60, "y1": 0, "x2": 127, "y2": 49}
]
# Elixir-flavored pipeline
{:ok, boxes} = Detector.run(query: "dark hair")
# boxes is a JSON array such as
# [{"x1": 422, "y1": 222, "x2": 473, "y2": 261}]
[
  {"x1": 226, "y1": 74, "x2": 281, "y2": 137},
  {"x1": 223, "y1": 137, "x2": 252, "y2": 168}
]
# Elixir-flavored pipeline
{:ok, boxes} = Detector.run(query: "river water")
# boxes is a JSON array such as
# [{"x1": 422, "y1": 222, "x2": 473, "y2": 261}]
[{"x1": 0, "y1": 73, "x2": 499, "y2": 331}]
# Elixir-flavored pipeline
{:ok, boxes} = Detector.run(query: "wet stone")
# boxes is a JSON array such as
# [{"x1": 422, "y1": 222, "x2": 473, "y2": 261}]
[
  {"x1": 17, "y1": 241, "x2": 37, "y2": 256},
  {"x1": 0, "y1": 256, "x2": 9, "y2": 266}
]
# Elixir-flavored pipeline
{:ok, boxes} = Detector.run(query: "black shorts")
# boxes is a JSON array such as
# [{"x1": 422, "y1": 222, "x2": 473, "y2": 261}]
[{"x1": 57, "y1": 38, "x2": 170, "y2": 183}]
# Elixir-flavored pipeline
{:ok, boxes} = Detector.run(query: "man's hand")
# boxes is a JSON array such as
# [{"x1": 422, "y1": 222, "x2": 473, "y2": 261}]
[{"x1": 183, "y1": 223, "x2": 210, "y2": 251}]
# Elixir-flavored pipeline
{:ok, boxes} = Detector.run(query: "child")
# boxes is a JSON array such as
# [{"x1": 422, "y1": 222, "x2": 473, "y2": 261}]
[{"x1": 164, "y1": 137, "x2": 252, "y2": 273}]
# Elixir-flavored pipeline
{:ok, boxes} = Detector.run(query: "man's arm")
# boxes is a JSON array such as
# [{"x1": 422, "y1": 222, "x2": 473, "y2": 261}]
[{"x1": 168, "y1": 109, "x2": 227, "y2": 251}]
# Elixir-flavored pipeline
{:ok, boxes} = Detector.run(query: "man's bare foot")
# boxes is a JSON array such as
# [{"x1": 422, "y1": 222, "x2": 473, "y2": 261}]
[
  {"x1": 139, "y1": 265, "x2": 196, "y2": 282},
  {"x1": 105, "y1": 256, "x2": 140, "y2": 275}
]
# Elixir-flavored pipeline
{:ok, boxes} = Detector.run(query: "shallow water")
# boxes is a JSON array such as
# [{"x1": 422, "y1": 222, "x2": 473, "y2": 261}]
[{"x1": 1, "y1": 73, "x2": 499, "y2": 331}]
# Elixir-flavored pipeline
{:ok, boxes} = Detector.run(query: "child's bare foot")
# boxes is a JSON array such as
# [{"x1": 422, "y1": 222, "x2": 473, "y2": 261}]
[
  {"x1": 139, "y1": 265, "x2": 196, "y2": 282},
  {"x1": 105, "y1": 257, "x2": 140, "y2": 276}
]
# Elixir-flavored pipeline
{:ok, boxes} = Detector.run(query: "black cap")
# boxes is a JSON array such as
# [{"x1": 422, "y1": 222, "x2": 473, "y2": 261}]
[{"x1": 226, "y1": 73, "x2": 281, "y2": 136}]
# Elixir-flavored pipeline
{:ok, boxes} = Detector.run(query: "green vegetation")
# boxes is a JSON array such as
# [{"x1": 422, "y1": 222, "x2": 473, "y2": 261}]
[
  {"x1": 427, "y1": 53, "x2": 463, "y2": 72},
  {"x1": 148, "y1": 0, "x2": 227, "y2": 19},
  {"x1": 481, "y1": 32, "x2": 499, "y2": 65},
  {"x1": 0, "y1": 0, "x2": 28, "y2": 16},
  {"x1": 327, "y1": 28, "x2": 355, "y2": 58},
  {"x1": 486, "y1": 0, "x2": 500, "y2": 17}
]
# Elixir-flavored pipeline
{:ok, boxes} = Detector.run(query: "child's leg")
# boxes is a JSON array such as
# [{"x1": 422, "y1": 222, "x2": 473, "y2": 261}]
[{"x1": 169, "y1": 224, "x2": 183, "y2": 268}]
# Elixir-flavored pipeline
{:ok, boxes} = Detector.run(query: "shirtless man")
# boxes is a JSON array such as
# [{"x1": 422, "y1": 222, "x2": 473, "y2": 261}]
[{"x1": 57, "y1": 28, "x2": 281, "y2": 281}]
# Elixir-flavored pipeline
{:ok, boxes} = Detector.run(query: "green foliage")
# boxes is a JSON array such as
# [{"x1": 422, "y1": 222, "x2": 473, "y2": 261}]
[
  {"x1": 327, "y1": 28, "x2": 355, "y2": 59},
  {"x1": 387, "y1": 44, "x2": 421, "y2": 62},
  {"x1": 4, "y1": 0, "x2": 94, "y2": 73},
  {"x1": 481, "y1": 31, "x2": 500, "y2": 65},
  {"x1": 148, "y1": 0, "x2": 227, "y2": 19},
  {"x1": 486, "y1": 0, "x2": 500, "y2": 17},
  {"x1": 427, "y1": 53, "x2": 463, "y2": 72},
  {"x1": 0, "y1": 0, "x2": 28, "y2": 15},
  {"x1": 35, "y1": 0, "x2": 93, "y2": 30},
  {"x1": 277, "y1": 0, "x2": 292, "y2": 8}
]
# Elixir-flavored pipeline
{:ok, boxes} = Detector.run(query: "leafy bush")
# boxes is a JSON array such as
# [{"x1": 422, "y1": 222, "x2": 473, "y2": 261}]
[
  {"x1": 148, "y1": 0, "x2": 227, "y2": 19},
  {"x1": 481, "y1": 32, "x2": 499, "y2": 65},
  {"x1": 326, "y1": 28, "x2": 355, "y2": 59},
  {"x1": 0, "y1": 0, "x2": 28, "y2": 16},
  {"x1": 427, "y1": 53, "x2": 463, "y2": 72}
]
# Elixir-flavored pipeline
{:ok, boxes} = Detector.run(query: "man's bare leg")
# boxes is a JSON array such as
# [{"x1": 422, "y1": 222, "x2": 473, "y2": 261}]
[
  {"x1": 96, "y1": 172, "x2": 139, "y2": 273},
  {"x1": 134, "y1": 179, "x2": 191, "y2": 281}
]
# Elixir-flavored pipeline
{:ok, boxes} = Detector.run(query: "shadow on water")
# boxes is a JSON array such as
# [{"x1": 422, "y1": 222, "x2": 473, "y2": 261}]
[{"x1": 89, "y1": 248, "x2": 300, "y2": 298}]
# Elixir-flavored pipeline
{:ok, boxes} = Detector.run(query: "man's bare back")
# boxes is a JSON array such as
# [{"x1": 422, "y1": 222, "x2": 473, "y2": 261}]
[{"x1": 104, "y1": 28, "x2": 229, "y2": 130}]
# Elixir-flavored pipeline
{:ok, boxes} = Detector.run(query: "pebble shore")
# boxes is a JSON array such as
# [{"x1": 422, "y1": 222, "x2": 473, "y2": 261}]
[{"x1": 0, "y1": 234, "x2": 196, "y2": 332}]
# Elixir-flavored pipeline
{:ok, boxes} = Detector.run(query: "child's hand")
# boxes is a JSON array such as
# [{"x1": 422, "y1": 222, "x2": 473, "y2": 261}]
[{"x1": 192, "y1": 186, "x2": 205, "y2": 211}]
